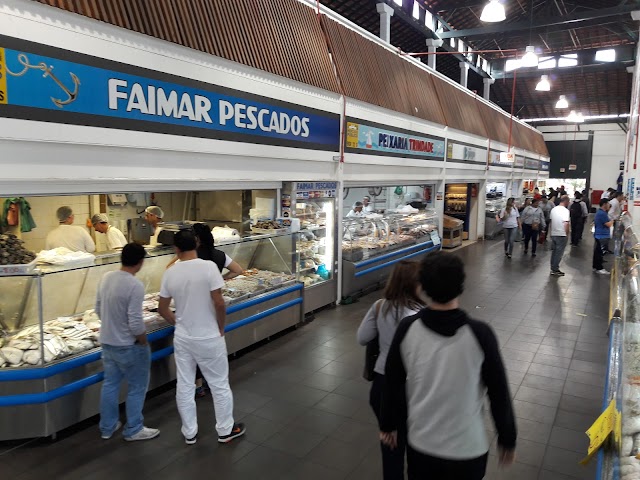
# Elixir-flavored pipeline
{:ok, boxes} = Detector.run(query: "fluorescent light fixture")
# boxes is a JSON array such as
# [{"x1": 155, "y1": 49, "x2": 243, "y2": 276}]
[
  {"x1": 555, "y1": 95, "x2": 568, "y2": 109},
  {"x1": 412, "y1": 2, "x2": 420, "y2": 19},
  {"x1": 480, "y1": 0, "x2": 506, "y2": 22},
  {"x1": 393, "y1": 0, "x2": 402, "y2": 5},
  {"x1": 535, "y1": 75, "x2": 551, "y2": 91},
  {"x1": 522, "y1": 113, "x2": 629, "y2": 122},
  {"x1": 595, "y1": 49, "x2": 616, "y2": 62},
  {"x1": 424, "y1": 10, "x2": 434, "y2": 29},
  {"x1": 458, "y1": 39, "x2": 465, "y2": 53},
  {"x1": 505, "y1": 58, "x2": 521, "y2": 72},
  {"x1": 521, "y1": 46, "x2": 539, "y2": 67}
]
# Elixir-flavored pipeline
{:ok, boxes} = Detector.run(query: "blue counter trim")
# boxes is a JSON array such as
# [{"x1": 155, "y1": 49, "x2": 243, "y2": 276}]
[
  {"x1": 0, "y1": 294, "x2": 303, "y2": 406},
  {"x1": 0, "y1": 284, "x2": 302, "y2": 382},
  {"x1": 354, "y1": 244, "x2": 441, "y2": 278},
  {"x1": 225, "y1": 297, "x2": 303, "y2": 333},
  {"x1": 226, "y1": 283, "x2": 303, "y2": 314},
  {"x1": 352, "y1": 242, "x2": 434, "y2": 269}
]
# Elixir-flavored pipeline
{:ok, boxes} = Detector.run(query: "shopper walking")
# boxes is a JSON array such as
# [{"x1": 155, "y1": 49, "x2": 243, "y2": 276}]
[
  {"x1": 593, "y1": 199, "x2": 613, "y2": 275},
  {"x1": 550, "y1": 195, "x2": 571, "y2": 276},
  {"x1": 96, "y1": 243, "x2": 160, "y2": 441},
  {"x1": 498, "y1": 198, "x2": 520, "y2": 258},
  {"x1": 357, "y1": 261, "x2": 424, "y2": 480},
  {"x1": 379, "y1": 251, "x2": 516, "y2": 480},
  {"x1": 608, "y1": 191, "x2": 624, "y2": 221},
  {"x1": 541, "y1": 197, "x2": 553, "y2": 241},
  {"x1": 158, "y1": 230, "x2": 245, "y2": 445},
  {"x1": 569, "y1": 193, "x2": 588, "y2": 247},
  {"x1": 521, "y1": 198, "x2": 546, "y2": 256}
]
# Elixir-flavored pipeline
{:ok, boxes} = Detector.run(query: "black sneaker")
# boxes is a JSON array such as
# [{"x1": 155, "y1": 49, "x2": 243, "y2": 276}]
[
  {"x1": 532, "y1": 253, "x2": 536, "y2": 257},
  {"x1": 185, "y1": 434, "x2": 197, "y2": 445},
  {"x1": 218, "y1": 423, "x2": 246, "y2": 444},
  {"x1": 550, "y1": 270, "x2": 565, "y2": 276},
  {"x1": 524, "y1": 249, "x2": 528, "y2": 254}
]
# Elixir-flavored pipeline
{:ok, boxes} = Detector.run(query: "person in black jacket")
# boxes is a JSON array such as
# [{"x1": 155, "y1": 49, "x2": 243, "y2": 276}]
[{"x1": 380, "y1": 251, "x2": 516, "y2": 479}]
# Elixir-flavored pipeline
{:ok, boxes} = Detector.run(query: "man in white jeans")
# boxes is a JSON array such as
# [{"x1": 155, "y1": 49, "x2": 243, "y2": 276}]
[{"x1": 159, "y1": 230, "x2": 246, "y2": 445}]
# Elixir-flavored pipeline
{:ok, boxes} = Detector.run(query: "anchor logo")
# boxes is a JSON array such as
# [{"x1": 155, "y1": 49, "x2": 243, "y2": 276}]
[{"x1": 7, "y1": 53, "x2": 80, "y2": 108}]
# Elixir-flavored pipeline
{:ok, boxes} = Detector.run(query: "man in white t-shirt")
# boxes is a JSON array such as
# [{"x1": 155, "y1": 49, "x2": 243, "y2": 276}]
[
  {"x1": 608, "y1": 192, "x2": 624, "y2": 221},
  {"x1": 549, "y1": 196, "x2": 571, "y2": 276},
  {"x1": 91, "y1": 214, "x2": 127, "y2": 250},
  {"x1": 158, "y1": 230, "x2": 246, "y2": 445},
  {"x1": 45, "y1": 206, "x2": 96, "y2": 253}
]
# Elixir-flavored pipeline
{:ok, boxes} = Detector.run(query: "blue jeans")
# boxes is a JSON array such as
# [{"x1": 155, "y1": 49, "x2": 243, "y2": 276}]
[
  {"x1": 550, "y1": 236, "x2": 568, "y2": 272},
  {"x1": 100, "y1": 343, "x2": 151, "y2": 438},
  {"x1": 503, "y1": 227, "x2": 517, "y2": 255}
]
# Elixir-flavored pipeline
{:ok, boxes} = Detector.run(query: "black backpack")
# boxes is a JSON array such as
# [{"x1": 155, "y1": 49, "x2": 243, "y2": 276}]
[{"x1": 569, "y1": 202, "x2": 582, "y2": 220}]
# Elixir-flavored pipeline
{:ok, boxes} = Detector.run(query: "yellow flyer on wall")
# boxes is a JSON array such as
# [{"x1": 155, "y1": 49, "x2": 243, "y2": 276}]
[
  {"x1": 0, "y1": 47, "x2": 7, "y2": 104},
  {"x1": 346, "y1": 122, "x2": 359, "y2": 149}
]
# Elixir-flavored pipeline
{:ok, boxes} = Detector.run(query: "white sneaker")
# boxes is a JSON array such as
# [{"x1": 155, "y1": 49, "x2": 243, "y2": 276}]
[
  {"x1": 125, "y1": 426, "x2": 160, "y2": 442},
  {"x1": 595, "y1": 269, "x2": 610, "y2": 275},
  {"x1": 101, "y1": 420, "x2": 122, "y2": 440}
]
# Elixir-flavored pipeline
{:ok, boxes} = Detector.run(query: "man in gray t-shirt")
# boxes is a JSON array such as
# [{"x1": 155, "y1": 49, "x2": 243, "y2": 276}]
[{"x1": 96, "y1": 243, "x2": 159, "y2": 442}]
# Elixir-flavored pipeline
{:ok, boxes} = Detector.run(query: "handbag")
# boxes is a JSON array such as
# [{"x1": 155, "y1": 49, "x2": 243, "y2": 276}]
[
  {"x1": 538, "y1": 230, "x2": 546, "y2": 244},
  {"x1": 363, "y1": 300, "x2": 383, "y2": 381}
]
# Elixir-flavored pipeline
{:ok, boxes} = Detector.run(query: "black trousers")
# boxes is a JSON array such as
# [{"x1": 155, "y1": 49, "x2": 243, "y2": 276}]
[
  {"x1": 407, "y1": 446, "x2": 488, "y2": 480},
  {"x1": 593, "y1": 238, "x2": 608, "y2": 270},
  {"x1": 570, "y1": 219, "x2": 584, "y2": 245},
  {"x1": 370, "y1": 373, "x2": 406, "y2": 480},
  {"x1": 522, "y1": 224, "x2": 539, "y2": 254}
]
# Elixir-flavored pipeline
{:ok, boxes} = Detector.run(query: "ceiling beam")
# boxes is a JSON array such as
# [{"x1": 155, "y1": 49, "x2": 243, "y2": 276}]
[
  {"x1": 438, "y1": 5, "x2": 640, "y2": 39},
  {"x1": 494, "y1": 95, "x2": 630, "y2": 107}
]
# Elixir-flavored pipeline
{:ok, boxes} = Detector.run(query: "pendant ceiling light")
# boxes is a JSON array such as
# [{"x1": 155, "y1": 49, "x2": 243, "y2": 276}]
[
  {"x1": 566, "y1": 110, "x2": 584, "y2": 123},
  {"x1": 555, "y1": 95, "x2": 569, "y2": 109},
  {"x1": 535, "y1": 75, "x2": 550, "y2": 91},
  {"x1": 480, "y1": 0, "x2": 506, "y2": 23},
  {"x1": 521, "y1": 46, "x2": 539, "y2": 67}
]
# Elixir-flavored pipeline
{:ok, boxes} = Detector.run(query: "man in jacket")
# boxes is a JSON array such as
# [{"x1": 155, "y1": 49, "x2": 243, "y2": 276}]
[
  {"x1": 569, "y1": 193, "x2": 588, "y2": 246},
  {"x1": 380, "y1": 251, "x2": 516, "y2": 479}
]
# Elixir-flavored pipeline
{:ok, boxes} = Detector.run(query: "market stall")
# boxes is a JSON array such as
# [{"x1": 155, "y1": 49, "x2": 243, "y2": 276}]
[
  {"x1": 0, "y1": 231, "x2": 302, "y2": 440},
  {"x1": 341, "y1": 209, "x2": 440, "y2": 299}
]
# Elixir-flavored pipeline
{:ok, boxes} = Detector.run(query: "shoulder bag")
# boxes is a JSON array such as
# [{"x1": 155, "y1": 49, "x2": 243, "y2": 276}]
[{"x1": 363, "y1": 300, "x2": 383, "y2": 381}]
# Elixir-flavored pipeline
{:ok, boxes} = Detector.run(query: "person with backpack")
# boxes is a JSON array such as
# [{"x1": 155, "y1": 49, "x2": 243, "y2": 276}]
[
  {"x1": 569, "y1": 193, "x2": 588, "y2": 246},
  {"x1": 520, "y1": 198, "x2": 546, "y2": 257},
  {"x1": 357, "y1": 261, "x2": 425, "y2": 480}
]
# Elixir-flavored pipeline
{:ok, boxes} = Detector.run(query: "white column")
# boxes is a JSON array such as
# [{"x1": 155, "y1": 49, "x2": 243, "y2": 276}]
[
  {"x1": 425, "y1": 39, "x2": 443, "y2": 70},
  {"x1": 376, "y1": 3, "x2": 394, "y2": 43},
  {"x1": 483, "y1": 78, "x2": 495, "y2": 100},
  {"x1": 459, "y1": 62, "x2": 469, "y2": 88}
]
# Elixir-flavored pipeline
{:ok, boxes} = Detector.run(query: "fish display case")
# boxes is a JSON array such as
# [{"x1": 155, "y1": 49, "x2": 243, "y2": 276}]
[
  {"x1": 294, "y1": 198, "x2": 338, "y2": 314},
  {"x1": 341, "y1": 210, "x2": 440, "y2": 299},
  {"x1": 485, "y1": 198, "x2": 507, "y2": 239},
  {"x1": 0, "y1": 232, "x2": 303, "y2": 440}
]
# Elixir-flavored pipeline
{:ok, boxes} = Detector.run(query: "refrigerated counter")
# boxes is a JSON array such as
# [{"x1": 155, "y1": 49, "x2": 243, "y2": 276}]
[
  {"x1": 341, "y1": 210, "x2": 440, "y2": 299},
  {"x1": 0, "y1": 232, "x2": 303, "y2": 440}
]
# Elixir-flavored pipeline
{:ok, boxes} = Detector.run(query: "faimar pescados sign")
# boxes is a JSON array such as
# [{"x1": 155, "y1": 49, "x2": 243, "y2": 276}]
[{"x1": 0, "y1": 35, "x2": 340, "y2": 151}]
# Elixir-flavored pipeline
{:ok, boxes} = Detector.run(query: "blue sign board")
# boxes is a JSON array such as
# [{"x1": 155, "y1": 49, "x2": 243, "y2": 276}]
[
  {"x1": 345, "y1": 119, "x2": 445, "y2": 160},
  {"x1": 0, "y1": 36, "x2": 340, "y2": 151},
  {"x1": 540, "y1": 160, "x2": 550, "y2": 172}
]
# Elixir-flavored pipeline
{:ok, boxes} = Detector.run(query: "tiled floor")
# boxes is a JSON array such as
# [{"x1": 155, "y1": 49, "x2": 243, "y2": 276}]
[{"x1": 1, "y1": 235, "x2": 610, "y2": 479}]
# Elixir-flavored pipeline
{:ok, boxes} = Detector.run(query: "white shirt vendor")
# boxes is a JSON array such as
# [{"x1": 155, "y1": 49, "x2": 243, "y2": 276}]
[{"x1": 46, "y1": 225, "x2": 96, "y2": 253}]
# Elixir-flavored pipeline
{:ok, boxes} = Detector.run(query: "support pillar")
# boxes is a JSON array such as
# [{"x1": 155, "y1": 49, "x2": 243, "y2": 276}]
[
  {"x1": 425, "y1": 39, "x2": 443, "y2": 70},
  {"x1": 376, "y1": 3, "x2": 394, "y2": 43},
  {"x1": 459, "y1": 62, "x2": 469, "y2": 89},
  {"x1": 483, "y1": 78, "x2": 495, "y2": 101}
]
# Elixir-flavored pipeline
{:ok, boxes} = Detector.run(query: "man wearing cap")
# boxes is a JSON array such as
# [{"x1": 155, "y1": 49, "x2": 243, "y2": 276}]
[
  {"x1": 92, "y1": 214, "x2": 127, "y2": 251},
  {"x1": 144, "y1": 206, "x2": 165, "y2": 247},
  {"x1": 45, "y1": 206, "x2": 96, "y2": 253}
]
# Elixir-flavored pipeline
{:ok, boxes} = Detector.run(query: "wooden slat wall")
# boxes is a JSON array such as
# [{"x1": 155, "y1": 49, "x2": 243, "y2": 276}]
[
  {"x1": 322, "y1": 17, "x2": 447, "y2": 128},
  {"x1": 430, "y1": 76, "x2": 488, "y2": 139},
  {"x1": 33, "y1": 0, "x2": 549, "y2": 156},
  {"x1": 35, "y1": 0, "x2": 341, "y2": 94}
]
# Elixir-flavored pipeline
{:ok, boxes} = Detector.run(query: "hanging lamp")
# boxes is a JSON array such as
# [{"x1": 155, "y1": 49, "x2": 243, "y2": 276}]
[
  {"x1": 555, "y1": 95, "x2": 568, "y2": 109},
  {"x1": 535, "y1": 75, "x2": 550, "y2": 91},
  {"x1": 521, "y1": 46, "x2": 538, "y2": 67},
  {"x1": 480, "y1": 0, "x2": 506, "y2": 22}
]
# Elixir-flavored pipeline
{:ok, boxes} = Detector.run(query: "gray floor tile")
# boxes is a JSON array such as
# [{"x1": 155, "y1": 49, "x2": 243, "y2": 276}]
[
  {"x1": 513, "y1": 400, "x2": 558, "y2": 424},
  {"x1": 554, "y1": 409, "x2": 596, "y2": 432},
  {"x1": 569, "y1": 359, "x2": 607, "y2": 376},
  {"x1": 262, "y1": 428, "x2": 326, "y2": 459},
  {"x1": 521, "y1": 374, "x2": 566, "y2": 394},
  {"x1": 558, "y1": 394, "x2": 603, "y2": 417},
  {"x1": 548, "y1": 426, "x2": 589, "y2": 454},
  {"x1": 516, "y1": 385, "x2": 562, "y2": 408},
  {"x1": 505, "y1": 340, "x2": 541, "y2": 353},
  {"x1": 501, "y1": 348, "x2": 537, "y2": 363},
  {"x1": 565, "y1": 369, "x2": 605, "y2": 388},
  {"x1": 314, "y1": 393, "x2": 365, "y2": 417},
  {"x1": 515, "y1": 418, "x2": 553, "y2": 444},
  {"x1": 542, "y1": 446, "x2": 596, "y2": 479},
  {"x1": 532, "y1": 353, "x2": 572, "y2": 369},
  {"x1": 527, "y1": 363, "x2": 569, "y2": 381},
  {"x1": 286, "y1": 408, "x2": 346, "y2": 436}
]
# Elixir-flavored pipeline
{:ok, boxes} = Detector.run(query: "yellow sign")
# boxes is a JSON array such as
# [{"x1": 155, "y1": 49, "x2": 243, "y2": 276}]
[
  {"x1": 580, "y1": 400, "x2": 619, "y2": 465},
  {"x1": 0, "y1": 47, "x2": 7, "y2": 104},
  {"x1": 346, "y1": 122, "x2": 359, "y2": 149}
]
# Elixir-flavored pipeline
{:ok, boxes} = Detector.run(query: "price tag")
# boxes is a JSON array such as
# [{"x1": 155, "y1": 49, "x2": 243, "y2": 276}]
[
  {"x1": 430, "y1": 232, "x2": 441, "y2": 246},
  {"x1": 580, "y1": 400, "x2": 618, "y2": 465}
]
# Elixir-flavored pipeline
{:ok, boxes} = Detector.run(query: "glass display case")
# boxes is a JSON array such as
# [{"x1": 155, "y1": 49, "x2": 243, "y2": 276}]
[
  {"x1": 0, "y1": 232, "x2": 303, "y2": 440},
  {"x1": 341, "y1": 210, "x2": 440, "y2": 299},
  {"x1": 485, "y1": 198, "x2": 507, "y2": 239}
]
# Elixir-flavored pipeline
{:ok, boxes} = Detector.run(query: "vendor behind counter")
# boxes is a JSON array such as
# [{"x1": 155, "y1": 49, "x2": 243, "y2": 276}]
[{"x1": 45, "y1": 206, "x2": 96, "y2": 253}]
